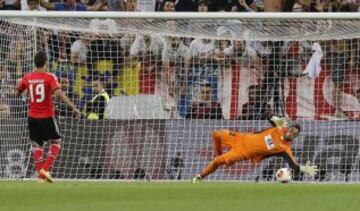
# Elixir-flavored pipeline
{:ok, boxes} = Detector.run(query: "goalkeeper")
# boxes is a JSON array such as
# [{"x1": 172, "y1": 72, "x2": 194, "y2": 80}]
[{"x1": 192, "y1": 115, "x2": 318, "y2": 182}]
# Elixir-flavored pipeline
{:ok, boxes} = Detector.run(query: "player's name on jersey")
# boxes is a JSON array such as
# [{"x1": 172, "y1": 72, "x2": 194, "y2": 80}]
[{"x1": 29, "y1": 79, "x2": 45, "y2": 83}]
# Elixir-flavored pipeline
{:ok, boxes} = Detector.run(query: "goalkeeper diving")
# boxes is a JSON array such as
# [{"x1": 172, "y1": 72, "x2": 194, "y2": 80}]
[{"x1": 192, "y1": 115, "x2": 318, "y2": 182}]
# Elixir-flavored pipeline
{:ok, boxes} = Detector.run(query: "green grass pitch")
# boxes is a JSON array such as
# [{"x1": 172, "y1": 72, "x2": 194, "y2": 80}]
[{"x1": 0, "y1": 181, "x2": 359, "y2": 211}]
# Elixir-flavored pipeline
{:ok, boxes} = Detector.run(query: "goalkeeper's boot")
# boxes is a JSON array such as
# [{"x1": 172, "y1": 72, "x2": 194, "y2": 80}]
[
  {"x1": 40, "y1": 169, "x2": 54, "y2": 183},
  {"x1": 191, "y1": 174, "x2": 202, "y2": 183}
]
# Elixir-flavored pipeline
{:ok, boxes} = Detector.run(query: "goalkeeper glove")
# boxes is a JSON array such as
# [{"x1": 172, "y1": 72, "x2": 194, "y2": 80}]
[
  {"x1": 300, "y1": 161, "x2": 318, "y2": 176},
  {"x1": 270, "y1": 116, "x2": 288, "y2": 129}
]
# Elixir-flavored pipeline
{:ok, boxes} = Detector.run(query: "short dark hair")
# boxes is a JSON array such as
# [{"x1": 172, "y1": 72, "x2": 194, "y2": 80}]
[
  {"x1": 92, "y1": 76, "x2": 105, "y2": 85},
  {"x1": 27, "y1": 0, "x2": 38, "y2": 4},
  {"x1": 161, "y1": 0, "x2": 175, "y2": 11},
  {"x1": 92, "y1": 76, "x2": 101, "y2": 82},
  {"x1": 291, "y1": 124, "x2": 301, "y2": 133},
  {"x1": 198, "y1": 0, "x2": 209, "y2": 7},
  {"x1": 34, "y1": 51, "x2": 47, "y2": 68}
]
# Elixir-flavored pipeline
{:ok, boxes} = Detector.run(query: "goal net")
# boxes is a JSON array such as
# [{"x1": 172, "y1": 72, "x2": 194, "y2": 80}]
[{"x1": 1, "y1": 12, "x2": 360, "y2": 182}]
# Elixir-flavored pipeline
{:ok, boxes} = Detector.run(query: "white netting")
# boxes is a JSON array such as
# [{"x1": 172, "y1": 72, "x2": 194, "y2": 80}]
[
  {"x1": 3, "y1": 17, "x2": 359, "y2": 41},
  {"x1": 1, "y1": 13, "x2": 360, "y2": 182}
]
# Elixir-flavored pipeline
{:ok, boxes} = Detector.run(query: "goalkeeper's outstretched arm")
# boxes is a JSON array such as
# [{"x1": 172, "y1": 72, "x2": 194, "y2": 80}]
[{"x1": 275, "y1": 152, "x2": 318, "y2": 176}]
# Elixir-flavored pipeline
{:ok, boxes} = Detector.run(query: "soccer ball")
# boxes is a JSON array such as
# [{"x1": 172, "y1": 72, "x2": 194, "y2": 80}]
[{"x1": 275, "y1": 168, "x2": 292, "y2": 183}]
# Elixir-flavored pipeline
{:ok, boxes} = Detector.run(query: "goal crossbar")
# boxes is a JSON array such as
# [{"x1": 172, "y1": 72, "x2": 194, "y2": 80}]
[{"x1": 1, "y1": 11, "x2": 360, "y2": 19}]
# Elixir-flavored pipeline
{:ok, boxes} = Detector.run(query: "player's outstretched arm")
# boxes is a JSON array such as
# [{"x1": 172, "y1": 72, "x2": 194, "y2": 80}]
[{"x1": 53, "y1": 89, "x2": 81, "y2": 118}]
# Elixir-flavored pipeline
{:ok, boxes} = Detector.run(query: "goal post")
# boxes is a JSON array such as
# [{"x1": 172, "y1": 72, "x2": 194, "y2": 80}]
[{"x1": 0, "y1": 12, "x2": 360, "y2": 182}]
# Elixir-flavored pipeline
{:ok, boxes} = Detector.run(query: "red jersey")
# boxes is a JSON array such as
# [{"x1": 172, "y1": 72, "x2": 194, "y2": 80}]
[{"x1": 18, "y1": 72, "x2": 60, "y2": 118}]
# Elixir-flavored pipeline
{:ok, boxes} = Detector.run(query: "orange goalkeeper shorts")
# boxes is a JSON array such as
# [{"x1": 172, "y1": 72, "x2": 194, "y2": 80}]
[{"x1": 218, "y1": 130, "x2": 248, "y2": 164}]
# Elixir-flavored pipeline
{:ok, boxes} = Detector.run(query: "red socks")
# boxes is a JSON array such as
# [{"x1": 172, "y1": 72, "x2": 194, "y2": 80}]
[
  {"x1": 42, "y1": 144, "x2": 61, "y2": 171},
  {"x1": 33, "y1": 147, "x2": 44, "y2": 173}
]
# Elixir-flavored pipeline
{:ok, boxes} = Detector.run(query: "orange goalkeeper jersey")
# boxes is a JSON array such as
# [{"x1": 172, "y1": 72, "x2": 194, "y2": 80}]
[{"x1": 238, "y1": 127, "x2": 298, "y2": 169}]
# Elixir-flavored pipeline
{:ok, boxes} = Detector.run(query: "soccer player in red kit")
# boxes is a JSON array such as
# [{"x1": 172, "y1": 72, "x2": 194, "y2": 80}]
[{"x1": 17, "y1": 51, "x2": 81, "y2": 183}]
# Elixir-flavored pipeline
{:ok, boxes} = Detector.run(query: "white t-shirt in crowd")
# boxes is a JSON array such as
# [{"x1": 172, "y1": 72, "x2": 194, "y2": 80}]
[
  {"x1": 130, "y1": 35, "x2": 164, "y2": 57},
  {"x1": 223, "y1": 42, "x2": 257, "y2": 58},
  {"x1": 21, "y1": 0, "x2": 46, "y2": 10},
  {"x1": 189, "y1": 39, "x2": 215, "y2": 58},
  {"x1": 162, "y1": 40, "x2": 190, "y2": 63},
  {"x1": 137, "y1": 0, "x2": 156, "y2": 11}
]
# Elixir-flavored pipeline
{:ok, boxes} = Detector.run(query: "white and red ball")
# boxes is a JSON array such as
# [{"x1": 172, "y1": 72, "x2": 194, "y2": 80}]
[{"x1": 275, "y1": 168, "x2": 292, "y2": 183}]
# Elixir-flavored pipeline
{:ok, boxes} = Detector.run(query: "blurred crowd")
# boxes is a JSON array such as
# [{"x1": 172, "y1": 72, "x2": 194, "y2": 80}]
[
  {"x1": 1, "y1": 0, "x2": 360, "y2": 12},
  {"x1": 1, "y1": 0, "x2": 360, "y2": 121},
  {"x1": 1, "y1": 23, "x2": 360, "y2": 120}
]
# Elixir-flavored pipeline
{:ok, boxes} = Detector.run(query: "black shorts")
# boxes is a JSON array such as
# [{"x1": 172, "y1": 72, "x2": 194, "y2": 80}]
[{"x1": 28, "y1": 117, "x2": 61, "y2": 146}]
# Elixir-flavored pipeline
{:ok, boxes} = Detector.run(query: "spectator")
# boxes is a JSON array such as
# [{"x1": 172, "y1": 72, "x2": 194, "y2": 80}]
[
  {"x1": 175, "y1": 0, "x2": 196, "y2": 11},
  {"x1": 239, "y1": 85, "x2": 272, "y2": 120},
  {"x1": 54, "y1": 63, "x2": 75, "y2": 87},
  {"x1": 0, "y1": 0, "x2": 20, "y2": 10},
  {"x1": 161, "y1": 0, "x2": 175, "y2": 11},
  {"x1": 327, "y1": 40, "x2": 350, "y2": 119},
  {"x1": 250, "y1": 41, "x2": 289, "y2": 116},
  {"x1": 180, "y1": 37, "x2": 217, "y2": 118},
  {"x1": 189, "y1": 38, "x2": 216, "y2": 67},
  {"x1": 2, "y1": 83, "x2": 27, "y2": 118},
  {"x1": 83, "y1": 76, "x2": 110, "y2": 120},
  {"x1": 117, "y1": 56, "x2": 141, "y2": 96},
  {"x1": 55, "y1": 76, "x2": 80, "y2": 117},
  {"x1": 0, "y1": 63, "x2": 9, "y2": 86},
  {"x1": 187, "y1": 83, "x2": 222, "y2": 119},
  {"x1": 220, "y1": 39, "x2": 263, "y2": 119},
  {"x1": 70, "y1": 33, "x2": 93, "y2": 64},
  {"x1": 214, "y1": 27, "x2": 234, "y2": 119},
  {"x1": 0, "y1": 97, "x2": 10, "y2": 118},
  {"x1": 326, "y1": 0, "x2": 354, "y2": 12},
  {"x1": 107, "y1": 0, "x2": 126, "y2": 11},
  {"x1": 120, "y1": 34, "x2": 136, "y2": 57},
  {"x1": 8, "y1": 36, "x2": 28, "y2": 79},
  {"x1": 128, "y1": 34, "x2": 164, "y2": 96},
  {"x1": 231, "y1": 0, "x2": 258, "y2": 12},
  {"x1": 104, "y1": 73, "x2": 119, "y2": 97},
  {"x1": 124, "y1": 0, "x2": 137, "y2": 11},
  {"x1": 21, "y1": 0, "x2": 45, "y2": 10},
  {"x1": 159, "y1": 36, "x2": 190, "y2": 118},
  {"x1": 309, "y1": 0, "x2": 325, "y2": 12},
  {"x1": 204, "y1": 0, "x2": 232, "y2": 11},
  {"x1": 263, "y1": 0, "x2": 311, "y2": 11},
  {"x1": 197, "y1": 0, "x2": 208, "y2": 12},
  {"x1": 224, "y1": 40, "x2": 260, "y2": 67},
  {"x1": 40, "y1": 0, "x2": 107, "y2": 11},
  {"x1": 130, "y1": 35, "x2": 164, "y2": 60},
  {"x1": 137, "y1": 0, "x2": 156, "y2": 11},
  {"x1": 161, "y1": 36, "x2": 191, "y2": 91}
]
